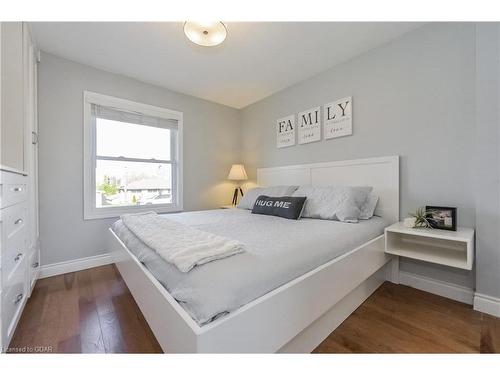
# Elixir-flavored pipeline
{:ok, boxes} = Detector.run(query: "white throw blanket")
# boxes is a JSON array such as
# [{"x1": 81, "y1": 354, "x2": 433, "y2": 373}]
[{"x1": 121, "y1": 212, "x2": 245, "y2": 272}]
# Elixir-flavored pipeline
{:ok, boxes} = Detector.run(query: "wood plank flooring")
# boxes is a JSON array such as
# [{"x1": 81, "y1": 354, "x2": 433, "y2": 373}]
[
  {"x1": 9, "y1": 265, "x2": 162, "y2": 353},
  {"x1": 8, "y1": 264, "x2": 499, "y2": 353},
  {"x1": 314, "y1": 282, "x2": 499, "y2": 353}
]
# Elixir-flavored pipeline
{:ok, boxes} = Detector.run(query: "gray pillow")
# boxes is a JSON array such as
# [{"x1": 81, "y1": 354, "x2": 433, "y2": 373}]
[
  {"x1": 359, "y1": 195, "x2": 379, "y2": 220},
  {"x1": 251, "y1": 195, "x2": 307, "y2": 220},
  {"x1": 237, "y1": 186, "x2": 298, "y2": 210},
  {"x1": 292, "y1": 186, "x2": 372, "y2": 222},
  {"x1": 336, "y1": 200, "x2": 361, "y2": 223}
]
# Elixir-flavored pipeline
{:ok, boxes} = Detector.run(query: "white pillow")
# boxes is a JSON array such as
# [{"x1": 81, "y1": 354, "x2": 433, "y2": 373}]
[
  {"x1": 359, "y1": 195, "x2": 379, "y2": 220},
  {"x1": 292, "y1": 186, "x2": 373, "y2": 222},
  {"x1": 237, "y1": 186, "x2": 299, "y2": 210}
]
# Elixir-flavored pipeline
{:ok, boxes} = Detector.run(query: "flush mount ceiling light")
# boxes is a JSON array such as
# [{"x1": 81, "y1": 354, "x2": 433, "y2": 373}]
[{"x1": 183, "y1": 21, "x2": 227, "y2": 47}]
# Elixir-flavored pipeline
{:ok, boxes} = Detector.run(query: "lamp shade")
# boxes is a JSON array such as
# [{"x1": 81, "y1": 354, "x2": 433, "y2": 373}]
[
  {"x1": 227, "y1": 164, "x2": 247, "y2": 181},
  {"x1": 184, "y1": 22, "x2": 227, "y2": 47}
]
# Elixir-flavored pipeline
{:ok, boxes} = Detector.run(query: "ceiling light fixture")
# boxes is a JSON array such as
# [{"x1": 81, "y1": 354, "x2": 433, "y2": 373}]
[{"x1": 183, "y1": 21, "x2": 227, "y2": 47}]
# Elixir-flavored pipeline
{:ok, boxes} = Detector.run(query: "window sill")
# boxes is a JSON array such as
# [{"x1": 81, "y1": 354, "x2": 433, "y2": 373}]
[{"x1": 83, "y1": 203, "x2": 183, "y2": 220}]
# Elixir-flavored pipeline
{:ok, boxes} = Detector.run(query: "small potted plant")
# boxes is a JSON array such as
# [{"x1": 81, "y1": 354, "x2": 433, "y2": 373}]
[{"x1": 405, "y1": 207, "x2": 433, "y2": 228}]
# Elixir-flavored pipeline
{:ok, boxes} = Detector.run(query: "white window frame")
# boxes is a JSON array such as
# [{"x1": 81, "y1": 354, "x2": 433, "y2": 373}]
[{"x1": 83, "y1": 91, "x2": 183, "y2": 220}]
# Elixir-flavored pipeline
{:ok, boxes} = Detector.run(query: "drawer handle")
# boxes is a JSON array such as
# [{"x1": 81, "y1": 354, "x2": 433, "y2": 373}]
[
  {"x1": 32, "y1": 131, "x2": 39, "y2": 145},
  {"x1": 14, "y1": 253, "x2": 23, "y2": 262},
  {"x1": 15, "y1": 218, "x2": 24, "y2": 225},
  {"x1": 13, "y1": 187, "x2": 23, "y2": 192},
  {"x1": 32, "y1": 262, "x2": 39, "y2": 268},
  {"x1": 14, "y1": 293, "x2": 23, "y2": 304}
]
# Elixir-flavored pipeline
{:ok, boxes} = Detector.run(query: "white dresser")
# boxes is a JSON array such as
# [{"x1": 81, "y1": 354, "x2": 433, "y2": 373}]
[
  {"x1": 0, "y1": 21, "x2": 40, "y2": 352},
  {"x1": 0, "y1": 170, "x2": 33, "y2": 349}
]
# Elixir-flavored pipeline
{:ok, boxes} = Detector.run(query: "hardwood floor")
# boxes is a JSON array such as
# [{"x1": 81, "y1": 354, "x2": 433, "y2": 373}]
[
  {"x1": 9, "y1": 265, "x2": 162, "y2": 353},
  {"x1": 314, "y1": 282, "x2": 500, "y2": 353},
  {"x1": 8, "y1": 265, "x2": 499, "y2": 353}
]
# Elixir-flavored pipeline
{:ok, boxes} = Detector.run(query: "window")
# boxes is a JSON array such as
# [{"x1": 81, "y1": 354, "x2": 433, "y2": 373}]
[{"x1": 83, "y1": 92, "x2": 183, "y2": 219}]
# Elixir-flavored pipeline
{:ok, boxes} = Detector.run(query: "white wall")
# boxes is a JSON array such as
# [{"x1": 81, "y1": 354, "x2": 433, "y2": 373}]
[
  {"x1": 240, "y1": 23, "x2": 477, "y2": 288},
  {"x1": 475, "y1": 24, "x2": 500, "y2": 299},
  {"x1": 38, "y1": 52, "x2": 241, "y2": 265}
]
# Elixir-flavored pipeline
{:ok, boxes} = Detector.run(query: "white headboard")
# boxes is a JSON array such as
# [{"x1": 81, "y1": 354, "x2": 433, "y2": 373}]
[{"x1": 257, "y1": 156, "x2": 400, "y2": 224}]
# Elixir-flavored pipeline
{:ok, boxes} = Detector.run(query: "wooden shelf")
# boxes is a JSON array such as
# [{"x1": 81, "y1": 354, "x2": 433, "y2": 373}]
[{"x1": 385, "y1": 222, "x2": 474, "y2": 270}]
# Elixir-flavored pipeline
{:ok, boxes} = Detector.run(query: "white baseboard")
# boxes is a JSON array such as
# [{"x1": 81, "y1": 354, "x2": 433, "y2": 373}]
[
  {"x1": 399, "y1": 271, "x2": 474, "y2": 305},
  {"x1": 474, "y1": 293, "x2": 500, "y2": 318},
  {"x1": 39, "y1": 253, "x2": 113, "y2": 279}
]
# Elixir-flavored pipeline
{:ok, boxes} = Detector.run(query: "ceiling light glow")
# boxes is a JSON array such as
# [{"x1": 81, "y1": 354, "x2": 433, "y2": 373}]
[{"x1": 184, "y1": 21, "x2": 227, "y2": 47}]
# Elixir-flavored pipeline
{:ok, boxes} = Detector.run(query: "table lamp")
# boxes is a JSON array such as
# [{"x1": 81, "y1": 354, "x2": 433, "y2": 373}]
[{"x1": 227, "y1": 164, "x2": 247, "y2": 205}]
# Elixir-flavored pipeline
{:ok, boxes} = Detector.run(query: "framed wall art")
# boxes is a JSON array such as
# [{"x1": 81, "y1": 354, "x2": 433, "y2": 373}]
[
  {"x1": 276, "y1": 114, "x2": 296, "y2": 148},
  {"x1": 298, "y1": 106, "x2": 321, "y2": 145},
  {"x1": 324, "y1": 96, "x2": 352, "y2": 139}
]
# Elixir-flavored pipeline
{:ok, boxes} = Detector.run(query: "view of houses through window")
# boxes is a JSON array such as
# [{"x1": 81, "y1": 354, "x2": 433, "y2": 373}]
[
  {"x1": 95, "y1": 117, "x2": 173, "y2": 208},
  {"x1": 96, "y1": 160, "x2": 172, "y2": 207}
]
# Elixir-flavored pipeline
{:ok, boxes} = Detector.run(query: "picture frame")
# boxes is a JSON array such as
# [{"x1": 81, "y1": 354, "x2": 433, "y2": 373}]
[
  {"x1": 276, "y1": 114, "x2": 296, "y2": 148},
  {"x1": 324, "y1": 96, "x2": 352, "y2": 140},
  {"x1": 297, "y1": 106, "x2": 321, "y2": 145},
  {"x1": 425, "y1": 206, "x2": 457, "y2": 231}
]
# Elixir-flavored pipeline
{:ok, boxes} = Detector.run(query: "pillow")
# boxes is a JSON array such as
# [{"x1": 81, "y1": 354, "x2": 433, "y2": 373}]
[
  {"x1": 237, "y1": 186, "x2": 298, "y2": 209},
  {"x1": 335, "y1": 199, "x2": 361, "y2": 223},
  {"x1": 292, "y1": 186, "x2": 372, "y2": 222},
  {"x1": 359, "y1": 195, "x2": 379, "y2": 220},
  {"x1": 251, "y1": 195, "x2": 307, "y2": 220}
]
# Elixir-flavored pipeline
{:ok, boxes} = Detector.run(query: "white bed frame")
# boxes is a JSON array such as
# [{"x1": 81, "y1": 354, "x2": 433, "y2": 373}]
[{"x1": 108, "y1": 155, "x2": 400, "y2": 353}]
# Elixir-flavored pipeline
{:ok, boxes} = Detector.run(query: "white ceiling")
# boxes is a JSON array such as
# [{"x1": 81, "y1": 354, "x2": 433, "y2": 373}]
[{"x1": 30, "y1": 22, "x2": 423, "y2": 109}]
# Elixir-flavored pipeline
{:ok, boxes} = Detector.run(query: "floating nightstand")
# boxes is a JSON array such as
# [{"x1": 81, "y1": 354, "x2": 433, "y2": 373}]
[{"x1": 385, "y1": 222, "x2": 475, "y2": 270}]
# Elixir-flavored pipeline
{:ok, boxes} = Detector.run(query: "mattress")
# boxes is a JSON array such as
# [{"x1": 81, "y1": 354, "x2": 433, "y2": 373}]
[{"x1": 112, "y1": 208, "x2": 387, "y2": 326}]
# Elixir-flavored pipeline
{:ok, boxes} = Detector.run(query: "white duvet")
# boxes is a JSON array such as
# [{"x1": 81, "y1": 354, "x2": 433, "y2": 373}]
[{"x1": 121, "y1": 212, "x2": 245, "y2": 272}]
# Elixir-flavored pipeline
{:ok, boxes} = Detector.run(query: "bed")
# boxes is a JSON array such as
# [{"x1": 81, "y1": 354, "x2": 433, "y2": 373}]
[{"x1": 108, "y1": 155, "x2": 400, "y2": 352}]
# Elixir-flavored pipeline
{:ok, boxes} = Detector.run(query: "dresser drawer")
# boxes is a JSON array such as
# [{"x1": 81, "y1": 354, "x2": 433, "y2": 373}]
[
  {"x1": 0, "y1": 202, "x2": 27, "y2": 240},
  {"x1": 2, "y1": 259, "x2": 27, "y2": 344},
  {"x1": 2, "y1": 226, "x2": 27, "y2": 283},
  {"x1": 0, "y1": 177, "x2": 27, "y2": 209}
]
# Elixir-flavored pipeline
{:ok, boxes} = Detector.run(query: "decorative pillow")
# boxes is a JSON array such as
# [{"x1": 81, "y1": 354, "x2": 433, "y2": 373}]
[
  {"x1": 359, "y1": 195, "x2": 379, "y2": 220},
  {"x1": 251, "y1": 195, "x2": 307, "y2": 220},
  {"x1": 237, "y1": 186, "x2": 298, "y2": 210},
  {"x1": 335, "y1": 199, "x2": 361, "y2": 223},
  {"x1": 292, "y1": 186, "x2": 372, "y2": 222}
]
